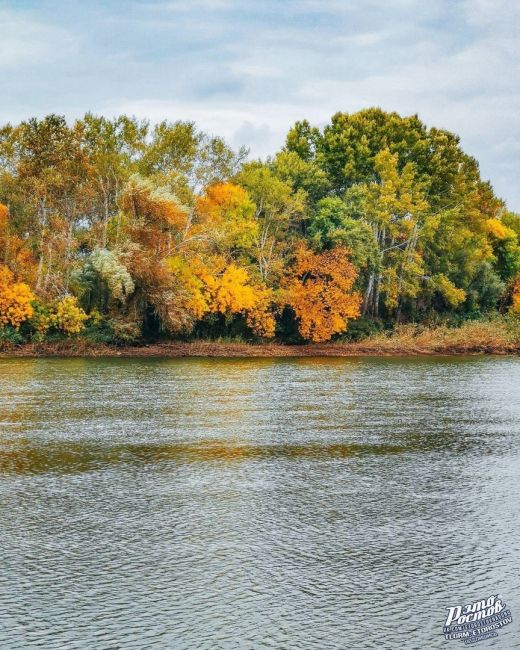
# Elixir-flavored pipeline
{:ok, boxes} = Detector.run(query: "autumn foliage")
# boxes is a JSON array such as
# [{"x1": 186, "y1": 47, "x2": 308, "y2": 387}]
[
  {"x1": 53, "y1": 296, "x2": 88, "y2": 334},
  {"x1": 0, "y1": 265, "x2": 34, "y2": 329},
  {"x1": 1, "y1": 110, "x2": 519, "y2": 346},
  {"x1": 510, "y1": 277, "x2": 520, "y2": 316},
  {"x1": 197, "y1": 260, "x2": 276, "y2": 338},
  {"x1": 285, "y1": 246, "x2": 361, "y2": 342},
  {"x1": 196, "y1": 182, "x2": 258, "y2": 251}
]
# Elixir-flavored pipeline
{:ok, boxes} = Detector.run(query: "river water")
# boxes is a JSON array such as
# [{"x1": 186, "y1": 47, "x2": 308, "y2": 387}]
[{"x1": 0, "y1": 356, "x2": 519, "y2": 649}]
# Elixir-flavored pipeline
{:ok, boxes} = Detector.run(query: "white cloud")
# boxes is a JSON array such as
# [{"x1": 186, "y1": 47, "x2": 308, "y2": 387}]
[
  {"x1": 0, "y1": 0, "x2": 518, "y2": 208},
  {"x1": 0, "y1": 9, "x2": 76, "y2": 67}
]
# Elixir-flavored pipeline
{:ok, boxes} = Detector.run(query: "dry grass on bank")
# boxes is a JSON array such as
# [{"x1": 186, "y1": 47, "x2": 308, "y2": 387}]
[{"x1": 351, "y1": 318, "x2": 520, "y2": 355}]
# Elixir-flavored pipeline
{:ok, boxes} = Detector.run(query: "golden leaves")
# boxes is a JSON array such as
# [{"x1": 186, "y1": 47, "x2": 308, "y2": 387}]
[
  {"x1": 433, "y1": 274, "x2": 466, "y2": 308},
  {"x1": 0, "y1": 204, "x2": 8, "y2": 224},
  {"x1": 53, "y1": 296, "x2": 88, "y2": 334},
  {"x1": 202, "y1": 263, "x2": 257, "y2": 313},
  {"x1": 485, "y1": 218, "x2": 513, "y2": 241},
  {"x1": 510, "y1": 276, "x2": 520, "y2": 317},
  {"x1": 196, "y1": 182, "x2": 258, "y2": 251},
  {"x1": 284, "y1": 245, "x2": 361, "y2": 342},
  {"x1": 0, "y1": 265, "x2": 35, "y2": 329},
  {"x1": 190, "y1": 257, "x2": 276, "y2": 338}
]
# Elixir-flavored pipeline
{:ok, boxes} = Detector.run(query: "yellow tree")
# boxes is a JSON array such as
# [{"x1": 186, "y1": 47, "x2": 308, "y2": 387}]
[
  {"x1": 197, "y1": 257, "x2": 276, "y2": 338},
  {"x1": 284, "y1": 245, "x2": 361, "y2": 342},
  {"x1": 0, "y1": 265, "x2": 35, "y2": 329},
  {"x1": 195, "y1": 182, "x2": 258, "y2": 253},
  {"x1": 191, "y1": 182, "x2": 277, "y2": 337}
]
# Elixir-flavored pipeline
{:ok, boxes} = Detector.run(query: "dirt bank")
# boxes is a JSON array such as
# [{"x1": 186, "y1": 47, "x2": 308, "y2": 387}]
[{"x1": 1, "y1": 335, "x2": 518, "y2": 358}]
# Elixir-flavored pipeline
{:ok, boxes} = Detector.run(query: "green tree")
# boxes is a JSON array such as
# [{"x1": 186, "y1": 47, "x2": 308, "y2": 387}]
[
  {"x1": 307, "y1": 196, "x2": 378, "y2": 273},
  {"x1": 235, "y1": 162, "x2": 306, "y2": 283}
]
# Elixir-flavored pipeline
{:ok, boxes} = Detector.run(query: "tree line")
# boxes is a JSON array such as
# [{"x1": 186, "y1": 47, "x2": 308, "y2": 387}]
[{"x1": 1, "y1": 108, "x2": 519, "y2": 345}]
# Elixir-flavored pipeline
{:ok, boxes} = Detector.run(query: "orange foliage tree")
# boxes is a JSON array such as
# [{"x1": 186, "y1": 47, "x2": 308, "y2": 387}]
[
  {"x1": 284, "y1": 245, "x2": 361, "y2": 342},
  {"x1": 0, "y1": 204, "x2": 36, "y2": 284},
  {"x1": 118, "y1": 175, "x2": 204, "y2": 334},
  {"x1": 0, "y1": 265, "x2": 35, "y2": 329},
  {"x1": 510, "y1": 276, "x2": 520, "y2": 316}
]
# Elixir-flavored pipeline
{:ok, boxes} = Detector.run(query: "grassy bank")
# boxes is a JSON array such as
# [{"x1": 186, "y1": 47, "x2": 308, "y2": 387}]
[
  {"x1": 1, "y1": 318, "x2": 520, "y2": 357},
  {"x1": 349, "y1": 319, "x2": 520, "y2": 355}
]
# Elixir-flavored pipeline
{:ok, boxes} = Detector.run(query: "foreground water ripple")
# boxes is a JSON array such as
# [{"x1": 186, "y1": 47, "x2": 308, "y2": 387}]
[{"x1": 0, "y1": 356, "x2": 519, "y2": 648}]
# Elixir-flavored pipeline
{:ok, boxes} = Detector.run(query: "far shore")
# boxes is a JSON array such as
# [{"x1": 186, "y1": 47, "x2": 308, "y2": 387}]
[{"x1": 1, "y1": 337, "x2": 519, "y2": 358}]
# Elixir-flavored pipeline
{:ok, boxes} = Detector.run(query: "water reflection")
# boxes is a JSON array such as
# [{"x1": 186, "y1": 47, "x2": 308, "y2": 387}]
[
  {"x1": 0, "y1": 437, "x2": 481, "y2": 476},
  {"x1": 0, "y1": 441, "x2": 380, "y2": 475}
]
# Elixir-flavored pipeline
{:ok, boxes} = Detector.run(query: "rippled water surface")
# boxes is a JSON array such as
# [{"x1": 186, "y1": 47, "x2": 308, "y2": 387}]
[{"x1": 0, "y1": 356, "x2": 519, "y2": 649}]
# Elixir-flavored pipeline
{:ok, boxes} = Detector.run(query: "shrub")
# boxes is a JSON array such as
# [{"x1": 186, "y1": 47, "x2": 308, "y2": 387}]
[
  {"x1": 54, "y1": 296, "x2": 88, "y2": 334},
  {"x1": 341, "y1": 317, "x2": 384, "y2": 341},
  {"x1": 0, "y1": 325, "x2": 24, "y2": 347},
  {"x1": 109, "y1": 318, "x2": 141, "y2": 344},
  {"x1": 0, "y1": 265, "x2": 34, "y2": 329}
]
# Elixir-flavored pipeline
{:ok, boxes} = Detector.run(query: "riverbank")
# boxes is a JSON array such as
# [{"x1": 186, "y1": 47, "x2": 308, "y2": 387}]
[{"x1": 2, "y1": 320, "x2": 520, "y2": 357}]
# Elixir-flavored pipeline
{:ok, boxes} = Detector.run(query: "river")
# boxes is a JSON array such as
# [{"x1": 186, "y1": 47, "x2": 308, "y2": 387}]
[{"x1": 0, "y1": 356, "x2": 519, "y2": 648}]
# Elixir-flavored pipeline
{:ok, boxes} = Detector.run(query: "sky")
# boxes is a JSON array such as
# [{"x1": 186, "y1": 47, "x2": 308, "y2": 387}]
[{"x1": 1, "y1": 0, "x2": 519, "y2": 209}]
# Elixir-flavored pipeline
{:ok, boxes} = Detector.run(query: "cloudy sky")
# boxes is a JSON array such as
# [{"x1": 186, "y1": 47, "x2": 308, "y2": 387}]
[{"x1": 1, "y1": 0, "x2": 519, "y2": 208}]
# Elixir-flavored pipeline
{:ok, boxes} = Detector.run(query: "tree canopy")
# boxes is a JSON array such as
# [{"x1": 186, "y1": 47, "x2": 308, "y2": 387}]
[{"x1": 1, "y1": 109, "x2": 519, "y2": 345}]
